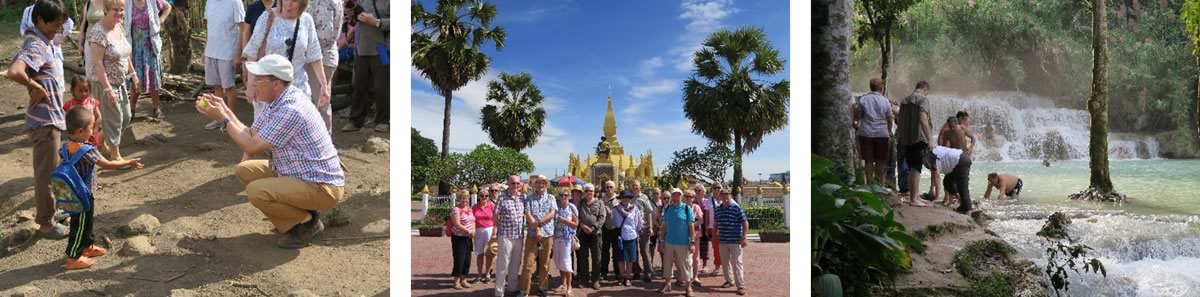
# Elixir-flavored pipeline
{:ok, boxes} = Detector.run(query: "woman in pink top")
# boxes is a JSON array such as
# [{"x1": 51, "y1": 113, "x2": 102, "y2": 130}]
[
  {"x1": 471, "y1": 184, "x2": 498, "y2": 284},
  {"x1": 450, "y1": 190, "x2": 476, "y2": 290}
]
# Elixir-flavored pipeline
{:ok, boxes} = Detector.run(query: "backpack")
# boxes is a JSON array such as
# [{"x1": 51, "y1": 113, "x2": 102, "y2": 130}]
[{"x1": 51, "y1": 143, "x2": 95, "y2": 214}]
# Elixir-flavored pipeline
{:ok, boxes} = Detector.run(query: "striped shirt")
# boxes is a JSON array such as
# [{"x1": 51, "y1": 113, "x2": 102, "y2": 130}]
[
  {"x1": 451, "y1": 206, "x2": 474, "y2": 237},
  {"x1": 252, "y1": 85, "x2": 345, "y2": 186},
  {"x1": 494, "y1": 192, "x2": 526, "y2": 239},
  {"x1": 16, "y1": 30, "x2": 65, "y2": 131},
  {"x1": 714, "y1": 202, "x2": 747, "y2": 244},
  {"x1": 524, "y1": 191, "x2": 556, "y2": 237}
]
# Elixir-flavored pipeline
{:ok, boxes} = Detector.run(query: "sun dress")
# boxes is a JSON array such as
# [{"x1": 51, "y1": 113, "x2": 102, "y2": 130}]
[{"x1": 130, "y1": 0, "x2": 166, "y2": 92}]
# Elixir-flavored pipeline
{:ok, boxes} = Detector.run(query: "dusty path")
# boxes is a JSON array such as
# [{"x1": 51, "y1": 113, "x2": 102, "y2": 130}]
[{"x1": 0, "y1": 22, "x2": 391, "y2": 296}]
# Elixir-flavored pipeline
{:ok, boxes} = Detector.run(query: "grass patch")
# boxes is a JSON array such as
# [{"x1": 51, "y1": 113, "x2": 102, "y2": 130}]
[
  {"x1": 954, "y1": 239, "x2": 1017, "y2": 281},
  {"x1": 324, "y1": 207, "x2": 351, "y2": 227},
  {"x1": 968, "y1": 272, "x2": 1016, "y2": 297},
  {"x1": 912, "y1": 222, "x2": 975, "y2": 241}
]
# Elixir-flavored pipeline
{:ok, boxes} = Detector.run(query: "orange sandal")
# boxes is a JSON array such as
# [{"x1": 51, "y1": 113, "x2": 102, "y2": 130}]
[
  {"x1": 83, "y1": 245, "x2": 108, "y2": 258},
  {"x1": 64, "y1": 256, "x2": 95, "y2": 270}
]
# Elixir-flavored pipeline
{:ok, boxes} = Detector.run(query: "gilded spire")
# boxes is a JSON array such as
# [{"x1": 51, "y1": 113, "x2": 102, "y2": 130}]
[{"x1": 604, "y1": 94, "x2": 617, "y2": 140}]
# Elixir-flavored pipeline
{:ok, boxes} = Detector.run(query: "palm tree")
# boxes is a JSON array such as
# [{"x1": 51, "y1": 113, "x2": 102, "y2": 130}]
[
  {"x1": 813, "y1": 0, "x2": 856, "y2": 182},
  {"x1": 1070, "y1": 0, "x2": 1124, "y2": 202},
  {"x1": 683, "y1": 26, "x2": 790, "y2": 198},
  {"x1": 412, "y1": 0, "x2": 506, "y2": 195},
  {"x1": 480, "y1": 72, "x2": 546, "y2": 151}
]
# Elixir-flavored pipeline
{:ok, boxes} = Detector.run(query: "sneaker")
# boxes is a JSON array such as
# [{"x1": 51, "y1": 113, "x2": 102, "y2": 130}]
[
  {"x1": 340, "y1": 123, "x2": 361, "y2": 132},
  {"x1": 204, "y1": 120, "x2": 223, "y2": 130},
  {"x1": 275, "y1": 232, "x2": 307, "y2": 249},
  {"x1": 374, "y1": 123, "x2": 389, "y2": 133},
  {"x1": 295, "y1": 216, "x2": 325, "y2": 243},
  {"x1": 153, "y1": 108, "x2": 165, "y2": 119}
]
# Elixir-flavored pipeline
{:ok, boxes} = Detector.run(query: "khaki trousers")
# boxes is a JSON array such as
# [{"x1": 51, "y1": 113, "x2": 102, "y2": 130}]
[
  {"x1": 719, "y1": 243, "x2": 745, "y2": 288},
  {"x1": 664, "y1": 244, "x2": 693, "y2": 284},
  {"x1": 29, "y1": 126, "x2": 61, "y2": 225},
  {"x1": 235, "y1": 160, "x2": 343, "y2": 232},
  {"x1": 519, "y1": 236, "x2": 553, "y2": 293}
]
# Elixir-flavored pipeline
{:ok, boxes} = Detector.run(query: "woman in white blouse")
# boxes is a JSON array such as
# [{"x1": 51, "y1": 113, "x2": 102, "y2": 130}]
[{"x1": 241, "y1": 0, "x2": 330, "y2": 119}]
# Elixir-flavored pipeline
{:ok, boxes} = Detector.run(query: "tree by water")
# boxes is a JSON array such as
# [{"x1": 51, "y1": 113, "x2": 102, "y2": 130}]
[
  {"x1": 854, "y1": 0, "x2": 923, "y2": 96},
  {"x1": 682, "y1": 26, "x2": 789, "y2": 198},
  {"x1": 412, "y1": 0, "x2": 507, "y2": 195},
  {"x1": 1070, "y1": 0, "x2": 1125, "y2": 202}
]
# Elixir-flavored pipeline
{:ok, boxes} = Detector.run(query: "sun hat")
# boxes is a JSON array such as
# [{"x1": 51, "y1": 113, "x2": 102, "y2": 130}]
[{"x1": 244, "y1": 54, "x2": 294, "y2": 82}]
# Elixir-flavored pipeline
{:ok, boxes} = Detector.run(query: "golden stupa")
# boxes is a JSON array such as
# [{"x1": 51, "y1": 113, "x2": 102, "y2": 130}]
[{"x1": 567, "y1": 94, "x2": 656, "y2": 187}]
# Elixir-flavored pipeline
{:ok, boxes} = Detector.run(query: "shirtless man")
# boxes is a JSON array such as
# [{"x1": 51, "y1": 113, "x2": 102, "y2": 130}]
[
  {"x1": 983, "y1": 172, "x2": 1023, "y2": 202},
  {"x1": 938, "y1": 112, "x2": 975, "y2": 156}
]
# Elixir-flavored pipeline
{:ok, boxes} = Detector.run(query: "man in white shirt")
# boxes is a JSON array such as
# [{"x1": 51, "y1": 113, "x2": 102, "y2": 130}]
[
  {"x1": 203, "y1": 0, "x2": 246, "y2": 130},
  {"x1": 926, "y1": 146, "x2": 974, "y2": 214}
]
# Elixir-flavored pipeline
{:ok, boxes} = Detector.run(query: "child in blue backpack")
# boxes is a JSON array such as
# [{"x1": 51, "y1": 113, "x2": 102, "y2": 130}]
[{"x1": 61, "y1": 106, "x2": 144, "y2": 270}]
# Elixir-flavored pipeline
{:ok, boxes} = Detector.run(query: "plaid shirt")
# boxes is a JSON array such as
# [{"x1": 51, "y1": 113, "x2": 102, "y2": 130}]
[
  {"x1": 494, "y1": 192, "x2": 526, "y2": 239},
  {"x1": 17, "y1": 30, "x2": 65, "y2": 131},
  {"x1": 525, "y1": 191, "x2": 556, "y2": 237},
  {"x1": 252, "y1": 85, "x2": 345, "y2": 186}
]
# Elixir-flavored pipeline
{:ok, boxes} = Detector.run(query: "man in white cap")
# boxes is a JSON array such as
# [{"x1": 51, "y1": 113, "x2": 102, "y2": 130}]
[
  {"x1": 658, "y1": 187, "x2": 696, "y2": 296},
  {"x1": 195, "y1": 54, "x2": 345, "y2": 249},
  {"x1": 519, "y1": 174, "x2": 557, "y2": 297}
]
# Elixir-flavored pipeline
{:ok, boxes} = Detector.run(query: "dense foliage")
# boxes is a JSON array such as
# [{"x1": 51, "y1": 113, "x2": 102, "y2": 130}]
[
  {"x1": 412, "y1": 128, "x2": 440, "y2": 193},
  {"x1": 426, "y1": 144, "x2": 535, "y2": 190},
  {"x1": 812, "y1": 154, "x2": 924, "y2": 297},
  {"x1": 658, "y1": 143, "x2": 735, "y2": 188},
  {"x1": 851, "y1": 0, "x2": 1199, "y2": 134}
]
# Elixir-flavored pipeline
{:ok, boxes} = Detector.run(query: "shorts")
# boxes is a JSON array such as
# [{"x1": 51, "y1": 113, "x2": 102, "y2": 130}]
[
  {"x1": 858, "y1": 136, "x2": 891, "y2": 162},
  {"x1": 1007, "y1": 179, "x2": 1024, "y2": 197},
  {"x1": 617, "y1": 239, "x2": 638, "y2": 263},
  {"x1": 473, "y1": 226, "x2": 494, "y2": 256},
  {"x1": 904, "y1": 142, "x2": 928, "y2": 173},
  {"x1": 204, "y1": 57, "x2": 236, "y2": 88}
]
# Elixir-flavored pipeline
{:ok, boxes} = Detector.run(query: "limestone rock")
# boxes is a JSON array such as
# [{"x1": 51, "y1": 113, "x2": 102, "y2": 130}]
[
  {"x1": 169, "y1": 289, "x2": 197, "y2": 297},
  {"x1": 361, "y1": 219, "x2": 389, "y2": 234},
  {"x1": 361, "y1": 137, "x2": 389, "y2": 154},
  {"x1": 7, "y1": 228, "x2": 35, "y2": 245},
  {"x1": 120, "y1": 214, "x2": 161, "y2": 236},
  {"x1": 9, "y1": 285, "x2": 40, "y2": 297},
  {"x1": 14, "y1": 210, "x2": 33, "y2": 223},
  {"x1": 120, "y1": 236, "x2": 156, "y2": 256},
  {"x1": 288, "y1": 289, "x2": 320, "y2": 297}
]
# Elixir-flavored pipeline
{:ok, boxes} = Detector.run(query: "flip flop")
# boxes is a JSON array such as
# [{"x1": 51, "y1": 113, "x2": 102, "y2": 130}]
[
  {"x1": 83, "y1": 245, "x2": 108, "y2": 257},
  {"x1": 37, "y1": 223, "x2": 69, "y2": 240}
]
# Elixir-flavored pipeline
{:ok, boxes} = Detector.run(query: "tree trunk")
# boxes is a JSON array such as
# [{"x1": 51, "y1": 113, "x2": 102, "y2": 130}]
[
  {"x1": 732, "y1": 132, "x2": 744, "y2": 198},
  {"x1": 439, "y1": 91, "x2": 453, "y2": 196},
  {"x1": 812, "y1": 0, "x2": 857, "y2": 182},
  {"x1": 1073, "y1": 0, "x2": 1123, "y2": 202},
  {"x1": 165, "y1": 2, "x2": 192, "y2": 75},
  {"x1": 881, "y1": 28, "x2": 892, "y2": 97}
]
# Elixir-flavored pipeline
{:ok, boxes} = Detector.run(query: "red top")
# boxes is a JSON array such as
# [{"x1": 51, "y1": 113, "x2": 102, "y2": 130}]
[
  {"x1": 62, "y1": 96, "x2": 100, "y2": 145},
  {"x1": 473, "y1": 201, "x2": 496, "y2": 228}
]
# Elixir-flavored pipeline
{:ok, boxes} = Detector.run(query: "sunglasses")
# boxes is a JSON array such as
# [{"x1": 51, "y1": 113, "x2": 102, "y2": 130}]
[{"x1": 585, "y1": 190, "x2": 594, "y2": 192}]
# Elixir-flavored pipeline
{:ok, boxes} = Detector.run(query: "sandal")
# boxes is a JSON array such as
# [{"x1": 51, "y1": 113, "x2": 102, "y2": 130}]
[
  {"x1": 37, "y1": 223, "x2": 69, "y2": 240},
  {"x1": 721, "y1": 282, "x2": 734, "y2": 288},
  {"x1": 657, "y1": 285, "x2": 672, "y2": 293},
  {"x1": 64, "y1": 256, "x2": 94, "y2": 270},
  {"x1": 82, "y1": 245, "x2": 108, "y2": 258}
]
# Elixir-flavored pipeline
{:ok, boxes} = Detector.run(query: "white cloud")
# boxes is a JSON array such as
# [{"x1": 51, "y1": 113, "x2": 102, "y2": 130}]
[
  {"x1": 543, "y1": 96, "x2": 566, "y2": 112},
  {"x1": 671, "y1": 0, "x2": 738, "y2": 72},
  {"x1": 639, "y1": 56, "x2": 664, "y2": 77},
  {"x1": 628, "y1": 80, "x2": 676, "y2": 100},
  {"x1": 638, "y1": 127, "x2": 663, "y2": 136}
]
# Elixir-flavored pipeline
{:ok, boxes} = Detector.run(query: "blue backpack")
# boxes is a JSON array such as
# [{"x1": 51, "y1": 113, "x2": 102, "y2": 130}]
[{"x1": 51, "y1": 143, "x2": 95, "y2": 214}]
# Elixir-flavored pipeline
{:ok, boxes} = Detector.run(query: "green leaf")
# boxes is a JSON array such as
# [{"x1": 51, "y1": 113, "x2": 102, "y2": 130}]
[{"x1": 812, "y1": 154, "x2": 834, "y2": 176}]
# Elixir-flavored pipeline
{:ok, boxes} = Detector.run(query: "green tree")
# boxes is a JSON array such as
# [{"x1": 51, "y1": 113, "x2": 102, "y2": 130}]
[
  {"x1": 683, "y1": 26, "x2": 789, "y2": 198},
  {"x1": 661, "y1": 143, "x2": 734, "y2": 186},
  {"x1": 426, "y1": 153, "x2": 468, "y2": 190},
  {"x1": 462, "y1": 144, "x2": 535, "y2": 187},
  {"x1": 412, "y1": 128, "x2": 440, "y2": 192},
  {"x1": 480, "y1": 72, "x2": 546, "y2": 151},
  {"x1": 412, "y1": 0, "x2": 506, "y2": 195},
  {"x1": 1183, "y1": 0, "x2": 1200, "y2": 135},
  {"x1": 1070, "y1": 0, "x2": 1124, "y2": 202},
  {"x1": 854, "y1": 0, "x2": 922, "y2": 95}
]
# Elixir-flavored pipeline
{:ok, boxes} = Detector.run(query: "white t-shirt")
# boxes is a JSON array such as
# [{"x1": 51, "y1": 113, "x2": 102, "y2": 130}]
[
  {"x1": 932, "y1": 146, "x2": 963, "y2": 173},
  {"x1": 204, "y1": 0, "x2": 246, "y2": 60},
  {"x1": 242, "y1": 12, "x2": 324, "y2": 97},
  {"x1": 857, "y1": 92, "x2": 893, "y2": 138}
]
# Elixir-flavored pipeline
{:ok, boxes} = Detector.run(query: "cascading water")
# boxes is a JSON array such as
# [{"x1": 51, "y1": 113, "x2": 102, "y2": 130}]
[{"x1": 924, "y1": 92, "x2": 1162, "y2": 161}]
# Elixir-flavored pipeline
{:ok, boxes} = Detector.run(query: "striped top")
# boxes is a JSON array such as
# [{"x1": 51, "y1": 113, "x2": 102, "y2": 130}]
[
  {"x1": 17, "y1": 30, "x2": 65, "y2": 131},
  {"x1": 713, "y1": 202, "x2": 747, "y2": 244}
]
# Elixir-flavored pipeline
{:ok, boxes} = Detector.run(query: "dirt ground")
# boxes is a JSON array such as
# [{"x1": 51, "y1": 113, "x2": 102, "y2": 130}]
[
  {"x1": 409, "y1": 236, "x2": 791, "y2": 296},
  {"x1": 0, "y1": 25, "x2": 390, "y2": 296}
]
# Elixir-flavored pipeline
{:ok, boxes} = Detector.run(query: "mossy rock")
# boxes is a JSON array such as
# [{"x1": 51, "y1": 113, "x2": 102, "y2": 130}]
[
  {"x1": 953, "y1": 239, "x2": 1048, "y2": 297},
  {"x1": 913, "y1": 222, "x2": 976, "y2": 241}
]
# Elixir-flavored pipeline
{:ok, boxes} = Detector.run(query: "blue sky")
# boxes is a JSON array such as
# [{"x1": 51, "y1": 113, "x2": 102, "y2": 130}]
[{"x1": 411, "y1": 0, "x2": 791, "y2": 180}]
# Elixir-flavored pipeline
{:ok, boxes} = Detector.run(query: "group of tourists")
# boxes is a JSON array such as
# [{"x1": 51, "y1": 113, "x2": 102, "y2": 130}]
[
  {"x1": 446, "y1": 175, "x2": 751, "y2": 297},
  {"x1": 8, "y1": 0, "x2": 383, "y2": 270},
  {"x1": 852, "y1": 78, "x2": 1025, "y2": 214}
]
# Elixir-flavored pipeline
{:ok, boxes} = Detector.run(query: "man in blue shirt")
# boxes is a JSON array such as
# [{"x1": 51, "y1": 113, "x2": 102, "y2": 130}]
[
  {"x1": 657, "y1": 188, "x2": 696, "y2": 296},
  {"x1": 714, "y1": 189, "x2": 749, "y2": 295}
]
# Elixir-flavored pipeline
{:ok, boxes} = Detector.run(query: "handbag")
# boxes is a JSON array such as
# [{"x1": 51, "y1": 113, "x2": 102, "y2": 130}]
[{"x1": 369, "y1": 0, "x2": 389, "y2": 65}]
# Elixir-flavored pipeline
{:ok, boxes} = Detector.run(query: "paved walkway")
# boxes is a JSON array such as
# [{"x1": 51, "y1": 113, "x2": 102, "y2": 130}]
[{"x1": 409, "y1": 236, "x2": 790, "y2": 296}]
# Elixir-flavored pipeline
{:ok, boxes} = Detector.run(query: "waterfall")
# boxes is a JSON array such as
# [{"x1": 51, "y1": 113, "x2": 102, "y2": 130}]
[{"x1": 922, "y1": 92, "x2": 1162, "y2": 161}]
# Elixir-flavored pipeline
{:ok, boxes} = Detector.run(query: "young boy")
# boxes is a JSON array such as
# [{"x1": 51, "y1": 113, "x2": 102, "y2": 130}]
[
  {"x1": 8, "y1": 0, "x2": 68, "y2": 240},
  {"x1": 984, "y1": 172, "x2": 1023, "y2": 202},
  {"x1": 61, "y1": 107, "x2": 145, "y2": 269}
]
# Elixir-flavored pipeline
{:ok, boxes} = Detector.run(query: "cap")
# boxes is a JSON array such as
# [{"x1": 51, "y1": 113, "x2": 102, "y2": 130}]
[
  {"x1": 619, "y1": 190, "x2": 634, "y2": 199},
  {"x1": 670, "y1": 188, "x2": 683, "y2": 195},
  {"x1": 245, "y1": 54, "x2": 294, "y2": 82},
  {"x1": 571, "y1": 184, "x2": 584, "y2": 192}
]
